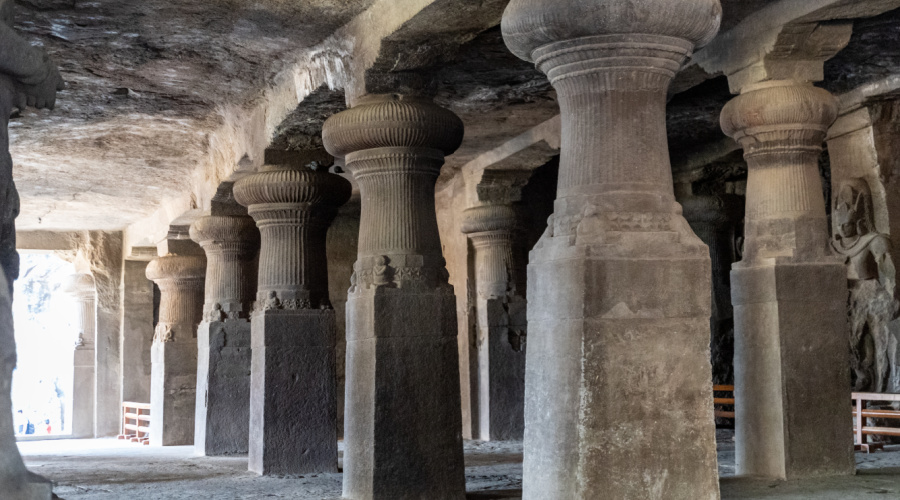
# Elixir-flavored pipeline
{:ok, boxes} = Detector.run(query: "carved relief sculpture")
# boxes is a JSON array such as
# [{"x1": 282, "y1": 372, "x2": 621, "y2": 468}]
[
  {"x1": 0, "y1": 0, "x2": 64, "y2": 496},
  {"x1": 832, "y1": 178, "x2": 900, "y2": 393}
]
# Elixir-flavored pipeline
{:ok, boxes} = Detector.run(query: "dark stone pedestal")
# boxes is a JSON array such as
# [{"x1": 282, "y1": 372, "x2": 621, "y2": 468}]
[
  {"x1": 732, "y1": 260, "x2": 854, "y2": 479},
  {"x1": 150, "y1": 340, "x2": 198, "y2": 446},
  {"x1": 195, "y1": 320, "x2": 251, "y2": 456},
  {"x1": 248, "y1": 309, "x2": 337, "y2": 475},
  {"x1": 479, "y1": 296, "x2": 526, "y2": 441},
  {"x1": 343, "y1": 286, "x2": 465, "y2": 500}
]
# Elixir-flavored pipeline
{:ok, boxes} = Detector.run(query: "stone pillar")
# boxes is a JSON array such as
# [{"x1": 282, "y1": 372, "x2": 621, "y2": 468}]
[
  {"x1": 461, "y1": 204, "x2": 526, "y2": 441},
  {"x1": 64, "y1": 273, "x2": 96, "y2": 438},
  {"x1": 323, "y1": 94, "x2": 466, "y2": 500},
  {"x1": 190, "y1": 214, "x2": 258, "y2": 456},
  {"x1": 234, "y1": 163, "x2": 350, "y2": 475},
  {"x1": 145, "y1": 251, "x2": 206, "y2": 446},
  {"x1": 501, "y1": 1, "x2": 722, "y2": 498},
  {"x1": 680, "y1": 192, "x2": 743, "y2": 385},
  {"x1": 121, "y1": 248, "x2": 156, "y2": 405},
  {"x1": 721, "y1": 80, "x2": 854, "y2": 479}
]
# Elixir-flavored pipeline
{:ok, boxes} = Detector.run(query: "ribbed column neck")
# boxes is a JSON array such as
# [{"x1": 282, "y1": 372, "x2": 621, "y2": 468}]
[
  {"x1": 323, "y1": 94, "x2": 463, "y2": 292},
  {"x1": 721, "y1": 80, "x2": 837, "y2": 262},
  {"x1": 190, "y1": 214, "x2": 259, "y2": 320},
  {"x1": 146, "y1": 254, "x2": 206, "y2": 343},
  {"x1": 461, "y1": 204, "x2": 526, "y2": 299},
  {"x1": 233, "y1": 164, "x2": 351, "y2": 310}
]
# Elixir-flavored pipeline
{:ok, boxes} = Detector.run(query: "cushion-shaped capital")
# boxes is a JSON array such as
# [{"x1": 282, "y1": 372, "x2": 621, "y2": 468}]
[
  {"x1": 190, "y1": 215, "x2": 260, "y2": 250},
  {"x1": 146, "y1": 254, "x2": 207, "y2": 283},
  {"x1": 461, "y1": 205, "x2": 520, "y2": 235},
  {"x1": 720, "y1": 81, "x2": 838, "y2": 141},
  {"x1": 501, "y1": 0, "x2": 722, "y2": 62},
  {"x1": 62, "y1": 273, "x2": 96, "y2": 298},
  {"x1": 322, "y1": 94, "x2": 464, "y2": 158},
  {"x1": 233, "y1": 166, "x2": 351, "y2": 210}
]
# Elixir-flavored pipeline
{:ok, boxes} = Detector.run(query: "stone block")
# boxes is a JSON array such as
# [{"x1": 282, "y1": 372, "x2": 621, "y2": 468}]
[
  {"x1": 195, "y1": 320, "x2": 251, "y2": 456},
  {"x1": 248, "y1": 309, "x2": 338, "y2": 475},
  {"x1": 150, "y1": 340, "x2": 198, "y2": 446},
  {"x1": 72, "y1": 348, "x2": 95, "y2": 438},
  {"x1": 523, "y1": 254, "x2": 719, "y2": 500},
  {"x1": 732, "y1": 261, "x2": 855, "y2": 479},
  {"x1": 343, "y1": 287, "x2": 465, "y2": 500}
]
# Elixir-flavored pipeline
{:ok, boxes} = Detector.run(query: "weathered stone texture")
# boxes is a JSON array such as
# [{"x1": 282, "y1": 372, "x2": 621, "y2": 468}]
[
  {"x1": 63, "y1": 273, "x2": 97, "y2": 438},
  {"x1": 461, "y1": 204, "x2": 526, "y2": 441},
  {"x1": 121, "y1": 258, "x2": 154, "y2": 404},
  {"x1": 146, "y1": 252, "x2": 206, "y2": 447},
  {"x1": 234, "y1": 160, "x2": 350, "y2": 475},
  {"x1": 324, "y1": 94, "x2": 466, "y2": 500},
  {"x1": 502, "y1": 0, "x2": 722, "y2": 498},
  {"x1": 722, "y1": 80, "x2": 854, "y2": 479}
]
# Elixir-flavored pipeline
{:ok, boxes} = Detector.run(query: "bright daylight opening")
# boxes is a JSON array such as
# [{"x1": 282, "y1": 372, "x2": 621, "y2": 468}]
[{"x1": 12, "y1": 252, "x2": 79, "y2": 438}]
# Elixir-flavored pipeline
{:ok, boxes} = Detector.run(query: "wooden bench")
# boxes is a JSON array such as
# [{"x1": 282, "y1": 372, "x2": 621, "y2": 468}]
[
  {"x1": 117, "y1": 402, "x2": 151, "y2": 445},
  {"x1": 713, "y1": 385, "x2": 735, "y2": 420},
  {"x1": 852, "y1": 392, "x2": 900, "y2": 453}
]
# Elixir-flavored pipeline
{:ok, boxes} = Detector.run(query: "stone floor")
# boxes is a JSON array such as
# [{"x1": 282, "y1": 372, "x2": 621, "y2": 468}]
[{"x1": 17, "y1": 431, "x2": 900, "y2": 499}]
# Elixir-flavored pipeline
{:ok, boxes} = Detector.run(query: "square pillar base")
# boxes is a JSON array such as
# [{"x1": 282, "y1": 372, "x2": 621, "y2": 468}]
[
  {"x1": 150, "y1": 339, "x2": 198, "y2": 446},
  {"x1": 523, "y1": 236, "x2": 719, "y2": 500},
  {"x1": 72, "y1": 348, "x2": 95, "y2": 438},
  {"x1": 478, "y1": 296, "x2": 526, "y2": 441},
  {"x1": 732, "y1": 260, "x2": 855, "y2": 479},
  {"x1": 343, "y1": 286, "x2": 465, "y2": 500},
  {"x1": 249, "y1": 309, "x2": 337, "y2": 475},
  {"x1": 195, "y1": 320, "x2": 251, "y2": 456}
]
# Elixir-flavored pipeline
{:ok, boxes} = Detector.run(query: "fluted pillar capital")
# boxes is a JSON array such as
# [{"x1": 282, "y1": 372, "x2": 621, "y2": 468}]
[
  {"x1": 501, "y1": 0, "x2": 721, "y2": 63},
  {"x1": 323, "y1": 95, "x2": 462, "y2": 292},
  {"x1": 189, "y1": 215, "x2": 259, "y2": 256},
  {"x1": 462, "y1": 204, "x2": 525, "y2": 300},
  {"x1": 145, "y1": 254, "x2": 206, "y2": 286},
  {"x1": 63, "y1": 273, "x2": 96, "y2": 301},
  {"x1": 146, "y1": 254, "x2": 206, "y2": 343},
  {"x1": 233, "y1": 165, "x2": 352, "y2": 226},
  {"x1": 234, "y1": 165, "x2": 350, "y2": 310},
  {"x1": 721, "y1": 80, "x2": 837, "y2": 262},
  {"x1": 323, "y1": 94, "x2": 464, "y2": 162},
  {"x1": 461, "y1": 205, "x2": 519, "y2": 236},
  {"x1": 721, "y1": 81, "x2": 838, "y2": 163},
  {"x1": 190, "y1": 214, "x2": 260, "y2": 321}
]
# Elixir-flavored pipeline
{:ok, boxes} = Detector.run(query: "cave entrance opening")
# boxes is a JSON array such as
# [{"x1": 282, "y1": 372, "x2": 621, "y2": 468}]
[{"x1": 12, "y1": 252, "x2": 79, "y2": 439}]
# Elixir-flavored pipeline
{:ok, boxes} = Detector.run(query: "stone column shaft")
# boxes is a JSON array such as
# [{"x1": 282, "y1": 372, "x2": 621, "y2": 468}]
[
  {"x1": 146, "y1": 253, "x2": 206, "y2": 446},
  {"x1": 324, "y1": 94, "x2": 466, "y2": 500},
  {"x1": 462, "y1": 205, "x2": 526, "y2": 441},
  {"x1": 502, "y1": 1, "x2": 722, "y2": 498},
  {"x1": 234, "y1": 164, "x2": 350, "y2": 475},
  {"x1": 681, "y1": 194, "x2": 743, "y2": 385},
  {"x1": 65, "y1": 273, "x2": 96, "y2": 439},
  {"x1": 721, "y1": 80, "x2": 854, "y2": 479},
  {"x1": 190, "y1": 215, "x2": 258, "y2": 456}
]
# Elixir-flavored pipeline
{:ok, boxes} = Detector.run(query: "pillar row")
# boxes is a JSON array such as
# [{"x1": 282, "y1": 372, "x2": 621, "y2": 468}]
[
  {"x1": 64, "y1": 273, "x2": 96, "y2": 439},
  {"x1": 323, "y1": 94, "x2": 466, "y2": 500},
  {"x1": 501, "y1": 0, "x2": 722, "y2": 498},
  {"x1": 189, "y1": 215, "x2": 259, "y2": 456},
  {"x1": 145, "y1": 253, "x2": 206, "y2": 447},
  {"x1": 234, "y1": 163, "x2": 350, "y2": 476},
  {"x1": 461, "y1": 204, "x2": 526, "y2": 441},
  {"x1": 721, "y1": 80, "x2": 854, "y2": 479}
]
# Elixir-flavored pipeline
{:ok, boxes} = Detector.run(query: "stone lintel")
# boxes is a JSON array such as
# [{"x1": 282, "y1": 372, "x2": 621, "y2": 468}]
[{"x1": 692, "y1": 0, "x2": 900, "y2": 93}]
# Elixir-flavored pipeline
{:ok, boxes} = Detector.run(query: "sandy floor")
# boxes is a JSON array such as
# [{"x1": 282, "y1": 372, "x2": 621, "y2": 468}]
[{"x1": 18, "y1": 432, "x2": 900, "y2": 499}]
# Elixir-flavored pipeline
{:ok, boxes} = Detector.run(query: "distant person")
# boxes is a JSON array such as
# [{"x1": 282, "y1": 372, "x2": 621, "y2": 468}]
[
  {"x1": 25, "y1": 418, "x2": 34, "y2": 435},
  {"x1": 13, "y1": 409, "x2": 23, "y2": 434},
  {"x1": 44, "y1": 419, "x2": 50, "y2": 435}
]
